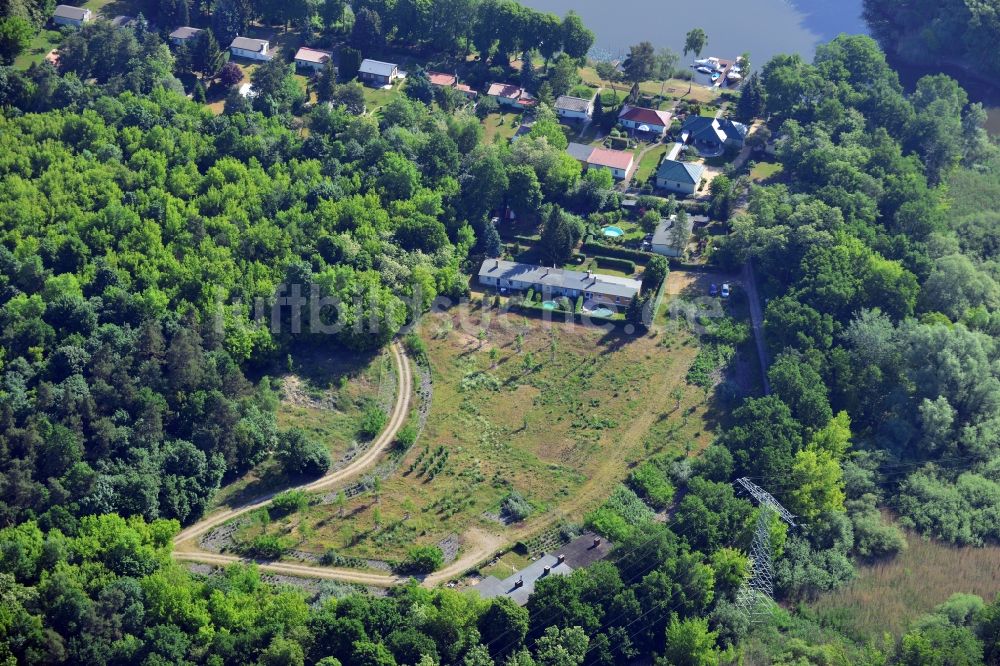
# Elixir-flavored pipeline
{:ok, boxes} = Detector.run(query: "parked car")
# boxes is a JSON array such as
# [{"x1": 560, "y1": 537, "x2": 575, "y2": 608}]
[
  {"x1": 709, "y1": 283, "x2": 718, "y2": 297},
  {"x1": 721, "y1": 283, "x2": 731, "y2": 298}
]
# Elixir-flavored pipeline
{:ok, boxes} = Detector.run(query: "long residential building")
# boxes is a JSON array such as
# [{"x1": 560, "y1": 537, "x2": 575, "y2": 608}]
[{"x1": 478, "y1": 259, "x2": 641, "y2": 306}]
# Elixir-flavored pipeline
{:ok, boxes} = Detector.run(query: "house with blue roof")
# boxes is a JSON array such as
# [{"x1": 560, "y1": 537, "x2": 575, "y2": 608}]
[
  {"x1": 655, "y1": 159, "x2": 705, "y2": 195},
  {"x1": 680, "y1": 116, "x2": 748, "y2": 156}
]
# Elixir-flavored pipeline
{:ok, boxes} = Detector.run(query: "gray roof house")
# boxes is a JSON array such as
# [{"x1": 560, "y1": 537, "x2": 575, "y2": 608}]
[
  {"x1": 651, "y1": 215, "x2": 695, "y2": 258},
  {"x1": 680, "y1": 116, "x2": 748, "y2": 155},
  {"x1": 359, "y1": 59, "x2": 400, "y2": 86},
  {"x1": 473, "y1": 534, "x2": 612, "y2": 605},
  {"x1": 169, "y1": 26, "x2": 203, "y2": 44},
  {"x1": 655, "y1": 159, "x2": 705, "y2": 195},
  {"x1": 52, "y1": 5, "x2": 92, "y2": 26},
  {"x1": 229, "y1": 36, "x2": 271, "y2": 61},
  {"x1": 566, "y1": 141, "x2": 596, "y2": 162},
  {"x1": 554, "y1": 95, "x2": 594, "y2": 121},
  {"x1": 478, "y1": 259, "x2": 641, "y2": 305}
]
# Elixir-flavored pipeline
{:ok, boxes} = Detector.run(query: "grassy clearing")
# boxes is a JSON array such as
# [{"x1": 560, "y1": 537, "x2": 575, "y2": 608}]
[
  {"x1": 635, "y1": 143, "x2": 669, "y2": 183},
  {"x1": 810, "y1": 531, "x2": 1000, "y2": 640},
  {"x1": 750, "y1": 159, "x2": 783, "y2": 183},
  {"x1": 212, "y1": 347, "x2": 388, "y2": 509},
  {"x1": 251, "y1": 304, "x2": 717, "y2": 563},
  {"x1": 579, "y1": 67, "x2": 720, "y2": 104},
  {"x1": 482, "y1": 111, "x2": 521, "y2": 144}
]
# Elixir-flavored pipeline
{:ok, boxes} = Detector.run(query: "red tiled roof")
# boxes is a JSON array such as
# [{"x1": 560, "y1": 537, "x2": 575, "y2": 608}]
[
  {"x1": 619, "y1": 106, "x2": 672, "y2": 127},
  {"x1": 587, "y1": 147, "x2": 634, "y2": 170},
  {"x1": 455, "y1": 83, "x2": 477, "y2": 95},
  {"x1": 427, "y1": 71, "x2": 457, "y2": 86},
  {"x1": 487, "y1": 82, "x2": 521, "y2": 98},
  {"x1": 294, "y1": 47, "x2": 332, "y2": 64}
]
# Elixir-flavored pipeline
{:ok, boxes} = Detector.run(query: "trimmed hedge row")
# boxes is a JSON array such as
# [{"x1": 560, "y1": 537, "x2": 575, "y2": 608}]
[
  {"x1": 595, "y1": 256, "x2": 636, "y2": 273},
  {"x1": 582, "y1": 241, "x2": 652, "y2": 262}
]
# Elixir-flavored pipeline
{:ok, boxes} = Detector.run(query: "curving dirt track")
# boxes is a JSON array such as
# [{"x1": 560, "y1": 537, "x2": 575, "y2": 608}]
[{"x1": 172, "y1": 342, "x2": 413, "y2": 558}]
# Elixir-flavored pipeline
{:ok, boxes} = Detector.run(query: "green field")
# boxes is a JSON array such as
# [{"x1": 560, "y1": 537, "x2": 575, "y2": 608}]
[{"x1": 810, "y1": 531, "x2": 1000, "y2": 639}]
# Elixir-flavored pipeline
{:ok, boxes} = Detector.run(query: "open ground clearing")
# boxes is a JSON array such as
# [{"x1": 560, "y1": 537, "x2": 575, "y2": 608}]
[
  {"x1": 236, "y1": 302, "x2": 721, "y2": 567},
  {"x1": 809, "y1": 531, "x2": 1000, "y2": 640}
]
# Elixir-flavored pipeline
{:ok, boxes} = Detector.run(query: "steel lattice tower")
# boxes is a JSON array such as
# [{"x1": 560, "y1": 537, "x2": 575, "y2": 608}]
[{"x1": 734, "y1": 477, "x2": 797, "y2": 622}]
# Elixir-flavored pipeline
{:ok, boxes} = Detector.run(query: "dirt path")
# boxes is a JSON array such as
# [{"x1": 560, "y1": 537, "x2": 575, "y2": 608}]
[
  {"x1": 423, "y1": 528, "x2": 505, "y2": 585},
  {"x1": 173, "y1": 342, "x2": 413, "y2": 552},
  {"x1": 173, "y1": 551, "x2": 407, "y2": 586}
]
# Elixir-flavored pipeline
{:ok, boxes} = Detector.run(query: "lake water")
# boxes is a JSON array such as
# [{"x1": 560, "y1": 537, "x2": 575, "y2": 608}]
[{"x1": 520, "y1": 0, "x2": 868, "y2": 67}]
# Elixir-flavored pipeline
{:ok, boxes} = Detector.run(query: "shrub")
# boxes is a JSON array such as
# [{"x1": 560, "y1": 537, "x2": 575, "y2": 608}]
[
  {"x1": 585, "y1": 507, "x2": 633, "y2": 541},
  {"x1": 218, "y1": 61, "x2": 243, "y2": 87},
  {"x1": 404, "y1": 332, "x2": 427, "y2": 363},
  {"x1": 269, "y1": 489, "x2": 309, "y2": 518},
  {"x1": 395, "y1": 423, "x2": 418, "y2": 449},
  {"x1": 628, "y1": 462, "x2": 676, "y2": 510},
  {"x1": 359, "y1": 405, "x2": 387, "y2": 439},
  {"x1": 574, "y1": 295, "x2": 583, "y2": 313},
  {"x1": 277, "y1": 428, "x2": 330, "y2": 477},
  {"x1": 399, "y1": 545, "x2": 444, "y2": 574},
  {"x1": 595, "y1": 256, "x2": 636, "y2": 273},
  {"x1": 500, "y1": 491, "x2": 533, "y2": 522},
  {"x1": 244, "y1": 534, "x2": 286, "y2": 559}
]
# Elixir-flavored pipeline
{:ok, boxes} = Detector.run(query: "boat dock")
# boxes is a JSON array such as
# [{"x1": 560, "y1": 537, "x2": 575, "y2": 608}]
[{"x1": 692, "y1": 55, "x2": 744, "y2": 88}]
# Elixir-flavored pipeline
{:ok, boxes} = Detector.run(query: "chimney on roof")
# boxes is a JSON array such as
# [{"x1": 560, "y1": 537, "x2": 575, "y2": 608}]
[
  {"x1": 593, "y1": 537, "x2": 602, "y2": 548},
  {"x1": 514, "y1": 577, "x2": 524, "y2": 588},
  {"x1": 557, "y1": 554, "x2": 566, "y2": 564},
  {"x1": 495, "y1": 259, "x2": 499, "y2": 269},
  {"x1": 542, "y1": 566, "x2": 551, "y2": 576},
  {"x1": 587, "y1": 269, "x2": 592, "y2": 279}
]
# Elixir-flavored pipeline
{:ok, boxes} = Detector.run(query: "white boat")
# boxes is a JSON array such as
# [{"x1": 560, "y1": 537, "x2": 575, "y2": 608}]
[
  {"x1": 726, "y1": 72, "x2": 742, "y2": 81},
  {"x1": 693, "y1": 58, "x2": 711, "y2": 66},
  {"x1": 697, "y1": 66, "x2": 713, "y2": 74}
]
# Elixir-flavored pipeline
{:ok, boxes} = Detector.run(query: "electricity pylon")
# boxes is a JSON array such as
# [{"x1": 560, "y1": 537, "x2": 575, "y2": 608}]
[{"x1": 734, "y1": 477, "x2": 796, "y2": 622}]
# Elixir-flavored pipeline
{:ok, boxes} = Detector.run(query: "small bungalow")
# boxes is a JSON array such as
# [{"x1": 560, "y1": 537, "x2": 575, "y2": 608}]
[
  {"x1": 454, "y1": 83, "x2": 477, "y2": 100},
  {"x1": 478, "y1": 259, "x2": 641, "y2": 307},
  {"x1": 486, "y1": 82, "x2": 535, "y2": 108},
  {"x1": 52, "y1": 5, "x2": 92, "y2": 27},
  {"x1": 618, "y1": 105, "x2": 672, "y2": 136},
  {"x1": 359, "y1": 59, "x2": 400, "y2": 87},
  {"x1": 427, "y1": 71, "x2": 457, "y2": 87},
  {"x1": 427, "y1": 72, "x2": 477, "y2": 100},
  {"x1": 655, "y1": 159, "x2": 705, "y2": 195},
  {"x1": 229, "y1": 36, "x2": 271, "y2": 61},
  {"x1": 554, "y1": 94, "x2": 594, "y2": 122},
  {"x1": 294, "y1": 46, "x2": 333, "y2": 72},
  {"x1": 566, "y1": 142, "x2": 595, "y2": 163},
  {"x1": 651, "y1": 215, "x2": 694, "y2": 258},
  {"x1": 586, "y1": 147, "x2": 635, "y2": 181},
  {"x1": 169, "y1": 26, "x2": 202, "y2": 44},
  {"x1": 680, "y1": 116, "x2": 748, "y2": 155}
]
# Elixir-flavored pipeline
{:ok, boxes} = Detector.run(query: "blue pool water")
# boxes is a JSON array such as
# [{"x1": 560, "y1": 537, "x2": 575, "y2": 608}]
[{"x1": 601, "y1": 226, "x2": 625, "y2": 238}]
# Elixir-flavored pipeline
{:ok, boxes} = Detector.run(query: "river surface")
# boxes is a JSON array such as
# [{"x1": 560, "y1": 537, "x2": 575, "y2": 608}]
[{"x1": 521, "y1": 0, "x2": 868, "y2": 67}]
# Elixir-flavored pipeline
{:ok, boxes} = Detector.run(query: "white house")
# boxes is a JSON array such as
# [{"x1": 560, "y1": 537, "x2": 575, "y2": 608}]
[
  {"x1": 229, "y1": 36, "x2": 271, "y2": 61},
  {"x1": 486, "y1": 82, "x2": 535, "y2": 108},
  {"x1": 52, "y1": 5, "x2": 92, "y2": 27},
  {"x1": 651, "y1": 215, "x2": 694, "y2": 258},
  {"x1": 358, "y1": 59, "x2": 400, "y2": 86},
  {"x1": 294, "y1": 46, "x2": 333, "y2": 72},
  {"x1": 169, "y1": 26, "x2": 203, "y2": 45},
  {"x1": 554, "y1": 95, "x2": 594, "y2": 122},
  {"x1": 478, "y1": 259, "x2": 641, "y2": 307},
  {"x1": 618, "y1": 105, "x2": 672, "y2": 135},
  {"x1": 585, "y1": 147, "x2": 635, "y2": 181},
  {"x1": 655, "y1": 159, "x2": 705, "y2": 195}
]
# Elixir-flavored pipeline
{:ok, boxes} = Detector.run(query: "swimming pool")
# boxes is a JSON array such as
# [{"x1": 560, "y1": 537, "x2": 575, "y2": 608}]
[{"x1": 601, "y1": 225, "x2": 625, "y2": 238}]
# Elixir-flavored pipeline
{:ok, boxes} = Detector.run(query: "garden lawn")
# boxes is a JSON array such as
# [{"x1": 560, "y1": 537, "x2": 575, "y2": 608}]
[
  {"x1": 482, "y1": 111, "x2": 521, "y2": 144},
  {"x1": 635, "y1": 143, "x2": 669, "y2": 183}
]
